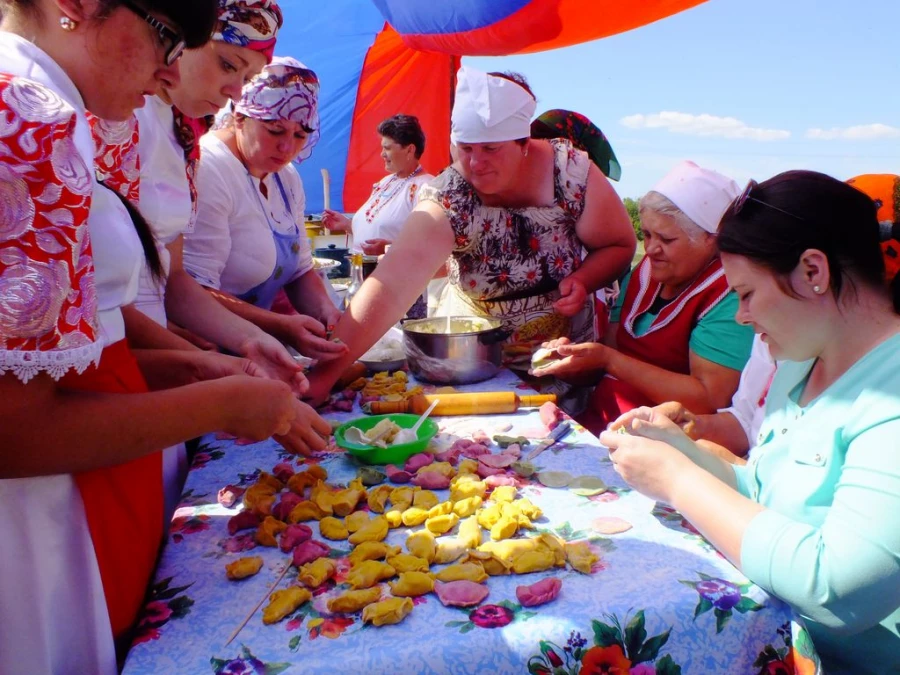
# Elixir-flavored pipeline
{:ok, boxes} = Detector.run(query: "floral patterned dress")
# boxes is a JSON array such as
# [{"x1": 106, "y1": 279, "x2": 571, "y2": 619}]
[{"x1": 418, "y1": 139, "x2": 595, "y2": 373}]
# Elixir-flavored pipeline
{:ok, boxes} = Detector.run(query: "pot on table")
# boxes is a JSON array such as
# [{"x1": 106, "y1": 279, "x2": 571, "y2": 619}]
[
  {"x1": 402, "y1": 316, "x2": 510, "y2": 384},
  {"x1": 313, "y1": 244, "x2": 350, "y2": 278}
]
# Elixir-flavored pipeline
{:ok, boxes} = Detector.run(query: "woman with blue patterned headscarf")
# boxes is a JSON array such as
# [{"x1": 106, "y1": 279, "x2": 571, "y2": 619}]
[{"x1": 184, "y1": 57, "x2": 348, "y2": 364}]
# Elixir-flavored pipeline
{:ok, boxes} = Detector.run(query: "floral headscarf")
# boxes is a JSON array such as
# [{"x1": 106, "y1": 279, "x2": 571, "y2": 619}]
[
  {"x1": 531, "y1": 109, "x2": 622, "y2": 182},
  {"x1": 235, "y1": 57, "x2": 320, "y2": 161},
  {"x1": 213, "y1": 0, "x2": 283, "y2": 63}
]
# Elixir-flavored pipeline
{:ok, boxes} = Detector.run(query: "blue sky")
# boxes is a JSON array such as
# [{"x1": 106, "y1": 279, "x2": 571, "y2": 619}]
[{"x1": 467, "y1": 0, "x2": 900, "y2": 199}]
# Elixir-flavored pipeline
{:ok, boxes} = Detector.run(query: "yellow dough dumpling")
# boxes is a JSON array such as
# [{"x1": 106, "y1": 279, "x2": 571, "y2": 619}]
[
  {"x1": 327, "y1": 586, "x2": 382, "y2": 613},
  {"x1": 256, "y1": 516, "x2": 287, "y2": 547},
  {"x1": 457, "y1": 516, "x2": 482, "y2": 549},
  {"x1": 565, "y1": 541, "x2": 598, "y2": 574},
  {"x1": 348, "y1": 541, "x2": 400, "y2": 566},
  {"x1": 388, "y1": 571, "x2": 434, "y2": 597},
  {"x1": 400, "y1": 507, "x2": 429, "y2": 527},
  {"x1": 298, "y1": 557, "x2": 337, "y2": 588},
  {"x1": 362, "y1": 597, "x2": 414, "y2": 626},
  {"x1": 511, "y1": 549, "x2": 556, "y2": 574},
  {"x1": 452, "y1": 496, "x2": 482, "y2": 518},
  {"x1": 412, "y1": 490, "x2": 439, "y2": 511},
  {"x1": 348, "y1": 515, "x2": 389, "y2": 545},
  {"x1": 345, "y1": 511, "x2": 370, "y2": 533},
  {"x1": 433, "y1": 538, "x2": 469, "y2": 565},
  {"x1": 406, "y1": 529, "x2": 436, "y2": 563},
  {"x1": 262, "y1": 586, "x2": 311, "y2": 624},
  {"x1": 489, "y1": 485, "x2": 517, "y2": 503},
  {"x1": 386, "y1": 554, "x2": 430, "y2": 573},
  {"x1": 434, "y1": 562, "x2": 488, "y2": 583},
  {"x1": 367, "y1": 485, "x2": 393, "y2": 513},
  {"x1": 425, "y1": 513, "x2": 459, "y2": 536},
  {"x1": 347, "y1": 560, "x2": 396, "y2": 589},
  {"x1": 225, "y1": 556, "x2": 264, "y2": 580},
  {"x1": 319, "y1": 516, "x2": 350, "y2": 541}
]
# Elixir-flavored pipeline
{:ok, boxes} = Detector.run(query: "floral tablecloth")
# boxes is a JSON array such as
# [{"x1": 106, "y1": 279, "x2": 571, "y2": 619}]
[{"x1": 123, "y1": 370, "x2": 814, "y2": 675}]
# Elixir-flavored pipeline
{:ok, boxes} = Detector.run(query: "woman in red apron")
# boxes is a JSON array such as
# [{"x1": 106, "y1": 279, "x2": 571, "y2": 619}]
[{"x1": 534, "y1": 161, "x2": 755, "y2": 433}]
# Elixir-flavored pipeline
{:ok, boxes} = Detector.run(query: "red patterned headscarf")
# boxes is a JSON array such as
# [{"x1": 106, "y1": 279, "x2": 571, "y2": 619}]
[
  {"x1": 213, "y1": 0, "x2": 283, "y2": 63},
  {"x1": 846, "y1": 174, "x2": 900, "y2": 285}
]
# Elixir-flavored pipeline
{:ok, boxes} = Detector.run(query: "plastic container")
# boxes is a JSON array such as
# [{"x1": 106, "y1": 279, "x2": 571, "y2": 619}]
[{"x1": 334, "y1": 414, "x2": 439, "y2": 465}]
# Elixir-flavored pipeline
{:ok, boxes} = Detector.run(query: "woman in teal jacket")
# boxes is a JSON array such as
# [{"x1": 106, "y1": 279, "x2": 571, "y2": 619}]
[{"x1": 602, "y1": 170, "x2": 900, "y2": 674}]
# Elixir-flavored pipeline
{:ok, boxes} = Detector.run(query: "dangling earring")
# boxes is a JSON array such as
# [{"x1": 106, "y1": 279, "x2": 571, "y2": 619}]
[
  {"x1": 813, "y1": 285, "x2": 822, "y2": 294},
  {"x1": 59, "y1": 16, "x2": 77, "y2": 31}
]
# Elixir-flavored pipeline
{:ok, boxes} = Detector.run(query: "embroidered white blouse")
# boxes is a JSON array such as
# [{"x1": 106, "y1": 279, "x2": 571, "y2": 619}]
[{"x1": 349, "y1": 169, "x2": 433, "y2": 252}]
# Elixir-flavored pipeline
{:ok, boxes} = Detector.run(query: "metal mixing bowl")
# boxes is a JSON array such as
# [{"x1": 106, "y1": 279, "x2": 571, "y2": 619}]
[{"x1": 402, "y1": 316, "x2": 509, "y2": 384}]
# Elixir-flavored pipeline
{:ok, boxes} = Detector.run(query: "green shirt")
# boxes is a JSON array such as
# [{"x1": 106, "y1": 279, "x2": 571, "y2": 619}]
[
  {"x1": 734, "y1": 333, "x2": 900, "y2": 674},
  {"x1": 610, "y1": 269, "x2": 753, "y2": 371}
]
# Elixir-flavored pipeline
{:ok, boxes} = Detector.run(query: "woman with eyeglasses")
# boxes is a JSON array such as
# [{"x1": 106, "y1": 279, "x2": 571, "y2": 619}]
[
  {"x1": 0, "y1": 0, "x2": 325, "y2": 672},
  {"x1": 93, "y1": 0, "x2": 331, "y2": 519},
  {"x1": 532, "y1": 161, "x2": 755, "y2": 433},
  {"x1": 182, "y1": 58, "x2": 348, "y2": 362},
  {"x1": 602, "y1": 171, "x2": 900, "y2": 674}
]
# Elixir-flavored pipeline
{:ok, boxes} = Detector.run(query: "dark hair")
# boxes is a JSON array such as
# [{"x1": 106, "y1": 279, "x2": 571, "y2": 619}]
[
  {"x1": 377, "y1": 114, "x2": 425, "y2": 158},
  {"x1": 99, "y1": 182, "x2": 163, "y2": 280},
  {"x1": 5, "y1": 0, "x2": 216, "y2": 47},
  {"x1": 487, "y1": 71, "x2": 534, "y2": 146},
  {"x1": 718, "y1": 170, "x2": 898, "y2": 311}
]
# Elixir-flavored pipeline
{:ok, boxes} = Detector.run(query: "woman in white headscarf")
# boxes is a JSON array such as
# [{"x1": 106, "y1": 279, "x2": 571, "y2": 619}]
[
  {"x1": 303, "y1": 66, "x2": 636, "y2": 406},
  {"x1": 183, "y1": 57, "x2": 347, "y2": 362}
]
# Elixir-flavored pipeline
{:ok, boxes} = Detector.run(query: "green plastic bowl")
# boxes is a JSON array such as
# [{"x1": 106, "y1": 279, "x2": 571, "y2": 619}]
[{"x1": 335, "y1": 413, "x2": 439, "y2": 465}]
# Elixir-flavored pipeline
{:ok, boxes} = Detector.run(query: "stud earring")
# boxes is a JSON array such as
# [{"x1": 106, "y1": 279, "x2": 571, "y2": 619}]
[
  {"x1": 813, "y1": 285, "x2": 821, "y2": 293},
  {"x1": 59, "y1": 16, "x2": 77, "y2": 31}
]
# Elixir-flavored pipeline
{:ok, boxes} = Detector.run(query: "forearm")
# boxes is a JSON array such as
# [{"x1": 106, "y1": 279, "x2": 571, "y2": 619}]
[
  {"x1": 201, "y1": 284, "x2": 290, "y2": 342},
  {"x1": 1, "y1": 378, "x2": 228, "y2": 478},
  {"x1": 669, "y1": 463, "x2": 763, "y2": 565},
  {"x1": 691, "y1": 411, "x2": 751, "y2": 456},
  {"x1": 165, "y1": 268, "x2": 261, "y2": 351},
  {"x1": 123, "y1": 304, "x2": 199, "y2": 351},
  {"x1": 310, "y1": 208, "x2": 453, "y2": 389},
  {"x1": 568, "y1": 245, "x2": 633, "y2": 295},
  {"x1": 132, "y1": 349, "x2": 205, "y2": 390},
  {"x1": 285, "y1": 272, "x2": 338, "y2": 325},
  {"x1": 605, "y1": 351, "x2": 720, "y2": 413}
]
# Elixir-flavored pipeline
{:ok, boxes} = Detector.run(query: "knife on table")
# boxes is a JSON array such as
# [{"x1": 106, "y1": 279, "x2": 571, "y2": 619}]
[{"x1": 525, "y1": 422, "x2": 573, "y2": 461}]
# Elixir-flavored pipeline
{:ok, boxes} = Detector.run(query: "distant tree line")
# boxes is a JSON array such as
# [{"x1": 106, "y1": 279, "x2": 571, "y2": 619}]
[{"x1": 623, "y1": 197, "x2": 642, "y2": 241}]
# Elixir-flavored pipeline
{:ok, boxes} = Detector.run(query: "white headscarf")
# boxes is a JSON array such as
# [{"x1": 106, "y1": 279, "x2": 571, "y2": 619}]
[
  {"x1": 651, "y1": 161, "x2": 741, "y2": 234},
  {"x1": 450, "y1": 66, "x2": 536, "y2": 144}
]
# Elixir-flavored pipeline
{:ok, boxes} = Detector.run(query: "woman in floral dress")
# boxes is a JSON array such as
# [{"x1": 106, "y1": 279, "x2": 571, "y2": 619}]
[{"x1": 304, "y1": 66, "x2": 635, "y2": 406}]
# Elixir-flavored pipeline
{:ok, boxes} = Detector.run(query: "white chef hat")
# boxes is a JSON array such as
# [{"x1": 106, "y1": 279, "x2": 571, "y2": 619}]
[
  {"x1": 450, "y1": 66, "x2": 536, "y2": 144},
  {"x1": 651, "y1": 161, "x2": 741, "y2": 233}
]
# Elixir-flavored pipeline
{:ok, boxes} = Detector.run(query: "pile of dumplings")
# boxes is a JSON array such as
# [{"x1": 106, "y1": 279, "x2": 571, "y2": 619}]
[{"x1": 224, "y1": 443, "x2": 600, "y2": 628}]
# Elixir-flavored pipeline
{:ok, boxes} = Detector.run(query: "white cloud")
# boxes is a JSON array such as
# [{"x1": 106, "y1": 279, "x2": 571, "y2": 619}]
[
  {"x1": 620, "y1": 111, "x2": 790, "y2": 141},
  {"x1": 805, "y1": 123, "x2": 900, "y2": 140}
]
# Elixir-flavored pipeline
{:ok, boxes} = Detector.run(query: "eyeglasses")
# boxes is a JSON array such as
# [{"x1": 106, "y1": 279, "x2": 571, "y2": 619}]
[
  {"x1": 121, "y1": 0, "x2": 185, "y2": 66},
  {"x1": 732, "y1": 179, "x2": 805, "y2": 222}
]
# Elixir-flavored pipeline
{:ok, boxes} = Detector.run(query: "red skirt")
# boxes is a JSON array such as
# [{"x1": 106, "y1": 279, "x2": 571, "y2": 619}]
[{"x1": 59, "y1": 339, "x2": 163, "y2": 639}]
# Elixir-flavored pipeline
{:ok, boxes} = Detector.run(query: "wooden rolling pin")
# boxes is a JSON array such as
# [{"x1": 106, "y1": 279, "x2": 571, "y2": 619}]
[{"x1": 366, "y1": 392, "x2": 556, "y2": 416}]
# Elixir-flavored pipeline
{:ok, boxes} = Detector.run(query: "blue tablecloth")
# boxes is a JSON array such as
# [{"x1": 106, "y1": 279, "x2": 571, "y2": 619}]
[{"x1": 123, "y1": 370, "x2": 806, "y2": 675}]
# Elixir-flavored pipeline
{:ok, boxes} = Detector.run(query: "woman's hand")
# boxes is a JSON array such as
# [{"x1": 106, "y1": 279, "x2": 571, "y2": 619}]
[
  {"x1": 274, "y1": 400, "x2": 332, "y2": 456},
  {"x1": 238, "y1": 333, "x2": 309, "y2": 395},
  {"x1": 189, "y1": 351, "x2": 264, "y2": 382},
  {"x1": 301, "y1": 371, "x2": 337, "y2": 409},
  {"x1": 279, "y1": 314, "x2": 349, "y2": 362},
  {"x1": 530, "y1": 337, "x2": 609, "y2": 382},
  {"x1": 608, "y1": 406, "x2": 700, "y2": 458},
  {"x1": 598, "y1": 426, "x2": 695, "y2": 504},
  {"x1": 321, "y1": 209, "x2": 351, "y2": 233},
  {"x1": 216, "y1": 376, "x2": 299, "y2": 441},
  {"x1": 554, "y1": 275, "x2": 589, "y2": 317},
  {"x1": 361, "y1": 238, "x2": 391, "y2": 256}
]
